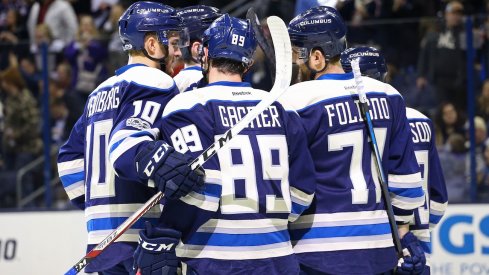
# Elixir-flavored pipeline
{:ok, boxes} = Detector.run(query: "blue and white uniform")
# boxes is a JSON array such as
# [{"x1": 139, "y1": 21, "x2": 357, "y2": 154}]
[
  {"x1": 280, "y1": 73, "x2": 424, "y2": 274},
  {"x1": 156, "y1": 81, "x2": 316, "y2": 275},
  {"x1": 58, "y1": 63, "x2": 179, "y2": 272},
  {"x1": 173, "y1": 65, "x2": 204, "y2": 92},
  {"x1": 406, "y1": 107, "x2": 448, "y2": 270}
]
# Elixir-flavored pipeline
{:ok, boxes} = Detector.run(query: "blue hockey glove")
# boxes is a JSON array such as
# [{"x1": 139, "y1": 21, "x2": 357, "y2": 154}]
[
  {"x1": 396, "y1": 232, "x2": 426, "y2": 275},
  {"x1": 134, "y1": 222, "x2": 181, "y2": 275},
  {"x1": 135, "y1": 141, "x2": 205, "y2": 199}
]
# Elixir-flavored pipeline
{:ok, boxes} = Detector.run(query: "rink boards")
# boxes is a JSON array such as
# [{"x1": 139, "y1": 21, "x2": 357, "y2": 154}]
[{"x1": 0, "y1": 205, "x2": 487, "y2": 274}]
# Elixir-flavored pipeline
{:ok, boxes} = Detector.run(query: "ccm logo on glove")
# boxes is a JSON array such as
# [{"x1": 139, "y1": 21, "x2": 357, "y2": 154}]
[
  {"x1": 143, "y1": 143, "x2": 171, "y2": 177},
  {"x1": 139, "y1": 239, "x2": 175, "y2": 252}
]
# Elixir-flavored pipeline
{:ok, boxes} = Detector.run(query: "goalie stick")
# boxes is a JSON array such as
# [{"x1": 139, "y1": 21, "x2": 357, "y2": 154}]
[
  {"x1": 350, "y1": 58, "x2": 403, "y2": 258},
  {"x1": 246, "y1": 7, "x2": 276, "y2": 83},
  {"x1": 64, "y1": 15, "x2": 292, "y2": 275}
]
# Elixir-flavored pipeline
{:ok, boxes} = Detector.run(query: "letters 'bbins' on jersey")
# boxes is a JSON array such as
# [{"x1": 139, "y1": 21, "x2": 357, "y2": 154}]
[
  {"x1": 155, "y1": 82, "x2": 316, "y2": 274},
  {"x1": 405, "y1": 107, "x2": 448, "y2": 264},
  {"x1": 57, "y1": 64, "x2": 179, "y2": 272},
  {"x1": 279, "y1": 73, "x2": 424, "y2": 274}
]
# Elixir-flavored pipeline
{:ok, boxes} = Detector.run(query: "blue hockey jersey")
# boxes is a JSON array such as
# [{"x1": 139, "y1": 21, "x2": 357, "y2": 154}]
[
  {"x1": 406, "y1": 107, "x2": 448, "y2": 266},
  {"x1": 57, "y1": 63, "x2": 179, "y2": 272},
  {"x1": 155, "y1": 81, "x2": 316, "y2": 275},
  {"x1": 280, "y1": 73, "x2": 424, "y2": 274},
  {"x1": 173, "y1": 65, "x2": 204, "y2": 92}
]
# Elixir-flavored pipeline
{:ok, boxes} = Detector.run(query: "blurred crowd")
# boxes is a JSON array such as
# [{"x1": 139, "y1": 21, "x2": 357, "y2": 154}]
[{"x1": 1, "y1": 0, "x2": 489, "y2": 209}]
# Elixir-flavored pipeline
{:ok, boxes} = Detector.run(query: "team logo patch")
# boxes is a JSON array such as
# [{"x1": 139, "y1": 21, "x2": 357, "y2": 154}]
[{"x1": 126, "y1": 118, "x2": 151, "y2": 130}]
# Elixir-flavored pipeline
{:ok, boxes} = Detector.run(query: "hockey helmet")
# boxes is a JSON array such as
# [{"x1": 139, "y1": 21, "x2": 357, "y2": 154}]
[
  {"x1": 118, "y1": 1, "x2": 189, "y2": 52},
  {"x1": 288, "y1": 6, "x2": 347, "y2": 63},
  {"x1": 340, "y1": 46, "x2": 387, "y2": 81},
  {"x1": 201, "y1": 14, "x2": 257, "y2": 66}
]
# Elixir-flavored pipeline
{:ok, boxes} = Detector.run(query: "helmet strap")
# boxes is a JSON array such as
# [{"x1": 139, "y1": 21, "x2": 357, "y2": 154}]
[
  {"x1": 142, "y1": 45, "x2": 169, "y2": 73},
  {"x1": 305, "y1": 60, "x2": 328, "y2": 80}
]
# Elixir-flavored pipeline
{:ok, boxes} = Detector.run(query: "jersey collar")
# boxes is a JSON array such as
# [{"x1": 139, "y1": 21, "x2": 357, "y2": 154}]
[
  {"x1": 207, "y1": 81, "x2": 252, "y2": 87},
  {"x1": 115, "y1": 63, "x2": 147, "y2": 76},
  {"x1": 317, "y1": 72, "x2": 354, "y2": 80}
]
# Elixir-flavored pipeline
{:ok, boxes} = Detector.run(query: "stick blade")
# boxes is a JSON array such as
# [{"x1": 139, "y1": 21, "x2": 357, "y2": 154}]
[
  {"x1": 266, "y1": 16, "x2": 292, "y2": 92},
  {"x1": 246, "y1": 7, "x2": 276, "y2": 81}
]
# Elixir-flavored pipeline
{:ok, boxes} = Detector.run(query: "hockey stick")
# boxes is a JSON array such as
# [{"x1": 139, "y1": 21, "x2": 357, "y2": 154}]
[
  {"x1": 246, "y1": 7, "x2": 276, "y2": 82},
  {"x1": 64, "y1": 15, "x2": 292, "y2": 275},
  {"x1": 350, "y1": 58, "x2": 403, "y2": 258}
]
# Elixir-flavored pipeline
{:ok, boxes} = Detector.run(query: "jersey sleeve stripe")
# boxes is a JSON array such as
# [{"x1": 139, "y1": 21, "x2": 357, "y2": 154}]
[
  {"x1": 57, "y1": 159, "x2": 84, "y2": 176},
  {"x1": 109, "y1": 129, "x2": 157, "y2": 154},
  {"x1": 388, "y1": 186, "x2": 424, "y2": 198},
  {"x1": 429, "y1": 213, "x2": 443, "y2": 226},
  {"x1": 430, "y1": 200, "x2": 448, "y2": 213},
  {"x1": 390, "y1": 192, "x2": 424, "y2": 210},
  {"x1": 109, "y1": 136, "x2": 153, "y2": 166},
  {"x1": 178, "y1": 169, "x2": 223, "y2": 211},
  {"x1": 109, "y1": 129, "x2": 155, "y2": 145},
  {"x1": 290, "y1": 202, "x2": 310, "y2": 222},
  {"x1": 60, "y1": 171, "x2": 84, "y2": 188},
  {"x1": 64, "y1": 181, "x2": 84, "y2": 200},
  {"x1": 203, "y1": 169, "x2": 222, "y2": 185},
  {"x1": 290, "y1": 186, "x2": 314, "y2": 205},
  {"x1": 388, "y1": 172, "x2": 422, "y2": 188},
  {"x1": 179, "y1": 187, "x2": 221, "y2": 212}
]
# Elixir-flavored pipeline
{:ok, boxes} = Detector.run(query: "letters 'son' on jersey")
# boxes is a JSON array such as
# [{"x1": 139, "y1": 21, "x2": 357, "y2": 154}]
[{"x1": 406, "y1": 107, "x2": 448, "y2": 263}]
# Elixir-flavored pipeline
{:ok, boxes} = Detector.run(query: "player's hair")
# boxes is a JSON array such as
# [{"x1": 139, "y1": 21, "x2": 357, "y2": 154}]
[{"x1": 210, "y1": 57, "x2": 247, "y2": 76}]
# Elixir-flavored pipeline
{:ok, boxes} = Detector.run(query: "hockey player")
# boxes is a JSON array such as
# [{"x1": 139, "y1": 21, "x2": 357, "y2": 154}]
[
  {"x1": 341, "y1": 46, "x2": 449, "y2": 274},
  {"x1": 132, "y1": 14, "x2": 317, "y2": 275},
  {"x1": 57, "y1": 2, "x2": 204, "y2": 274},
  {"x1": 281, "y1": 6, "x2": 426, "y2": 274},
  {"x1": 173, "y1": 5, "x2": 221, "y2": 92}
]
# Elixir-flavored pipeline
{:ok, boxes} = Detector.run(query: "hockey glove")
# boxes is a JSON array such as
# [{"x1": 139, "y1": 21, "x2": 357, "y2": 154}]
[
  {"x1": 135, "y1": 141, "x2": 205, "y2": 199},
  {"x1": 134, "y1": 222, "x2": 181, "y2": 275},
  {"x1": 396, "y1": 232, "x2": 426, "y2": 275}
]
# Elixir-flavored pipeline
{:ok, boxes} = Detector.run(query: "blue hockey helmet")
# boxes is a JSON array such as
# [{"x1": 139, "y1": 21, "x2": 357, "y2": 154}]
[
  {"x1": 177, "y1": 5, "x2": 221, "y2": 41},
  {"x1": 340, "y1": 46, "x2": 387, "y2": 81},
  {"x1": 288, "y1": 6, "x2": 347, "y2": 63},
  {"x1": 118, "y1": 1, "x2": 189, "y2": 52},
  {"x1": 201, "y1": 14, "x2": 257, "y2": 66}
]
